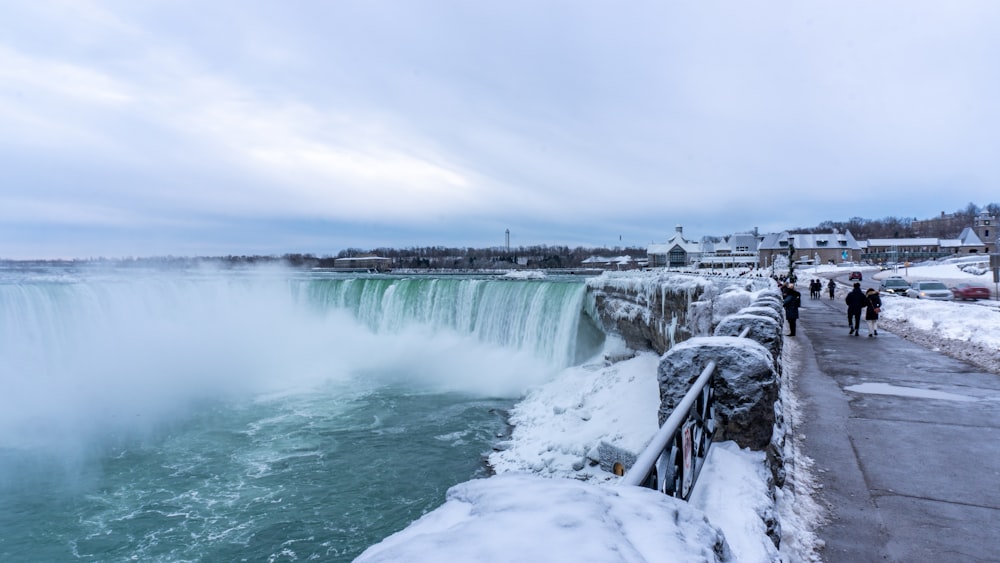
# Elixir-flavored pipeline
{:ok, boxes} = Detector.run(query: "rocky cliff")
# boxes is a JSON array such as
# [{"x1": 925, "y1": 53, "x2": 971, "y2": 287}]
[{"x1": 587, "y1": 271, "x2": 770, "y2": 354}]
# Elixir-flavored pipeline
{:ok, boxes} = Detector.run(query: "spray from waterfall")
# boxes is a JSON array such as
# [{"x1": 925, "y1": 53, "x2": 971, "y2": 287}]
[{"x1": 0, "y1": 269, "x2": 604, "y2": 460}]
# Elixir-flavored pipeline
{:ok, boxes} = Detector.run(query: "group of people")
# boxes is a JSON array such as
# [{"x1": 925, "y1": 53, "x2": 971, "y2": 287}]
[
  {"x1": 781, "y1": 279, "x2": 882, "y2": 338},
  {"x1": 807, "y1": 278, "x2": 837, "y2": 300},
  {"x1": 845, "y1": 282, "x2": 882, "y2": 337}
]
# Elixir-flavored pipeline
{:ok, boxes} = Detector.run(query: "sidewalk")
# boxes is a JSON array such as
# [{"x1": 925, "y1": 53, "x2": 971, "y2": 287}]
[{"x1": 788, "y1": 294, "x2": 1000, "y2": 562}]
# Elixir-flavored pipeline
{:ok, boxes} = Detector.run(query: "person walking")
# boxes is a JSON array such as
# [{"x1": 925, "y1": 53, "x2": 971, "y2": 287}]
[
  {"x1": 845, "y1": 282, "x2": 866, "y2": 336},
  {"x1": 865, "y1": 288, "x2": 882, "y2": 337},
  {"x1": 827, "y1": 279, "x2": 836, "y2": 300},
  {"x1": 783, "y1": 282, "x2": 802, "y2": 336}
]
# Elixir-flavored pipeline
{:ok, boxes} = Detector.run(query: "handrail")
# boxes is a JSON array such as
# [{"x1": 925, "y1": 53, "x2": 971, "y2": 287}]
[{"x1": 620, "y1": 325, "x2": 751, "y2": 499}]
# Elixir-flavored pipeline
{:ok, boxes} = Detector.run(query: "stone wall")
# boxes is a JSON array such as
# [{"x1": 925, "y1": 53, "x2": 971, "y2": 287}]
[{"x1": 586, "y1": 271, "x2": 767, "y2": 354}]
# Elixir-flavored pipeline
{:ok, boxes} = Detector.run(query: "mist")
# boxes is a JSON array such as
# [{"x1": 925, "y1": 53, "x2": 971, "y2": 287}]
[{"x1": 0, "y1": 270, "x2": 580, "y2": 469}]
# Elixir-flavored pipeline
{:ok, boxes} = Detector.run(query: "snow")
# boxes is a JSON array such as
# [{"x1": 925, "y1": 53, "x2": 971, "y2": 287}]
[
  {"x1": 501, "y1": 270, "x2": 547, "y2": 280},
  {"x1": 844, "y1": 382, "x2": 980, "y2": 402},
  {"x1": 358, "y1": 262, "x2": 1000, "y2": 563},
  {"x1": 489, "y1": 348, "x2": 662, "y2": 476},
  {"x1": 355, "y1": 473, "x2": 730, "y2": 563}
]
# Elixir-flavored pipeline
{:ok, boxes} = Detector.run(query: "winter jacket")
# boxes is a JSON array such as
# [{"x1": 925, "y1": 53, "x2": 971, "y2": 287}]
[
  {"x1": 783, "y1": 290, "x2": 801, "y2": 320},
  {"x1": 845, "y1": 288, "x2": 867, "y2": 313},
  {"x1": 865, "y1": 292, "x2": 882, "y2": 320}
]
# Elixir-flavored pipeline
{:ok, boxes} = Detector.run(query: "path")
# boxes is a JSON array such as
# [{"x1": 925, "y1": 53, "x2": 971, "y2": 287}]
[{"x1": 788, "y1": 293, "x2": 1000, "y2": 562}]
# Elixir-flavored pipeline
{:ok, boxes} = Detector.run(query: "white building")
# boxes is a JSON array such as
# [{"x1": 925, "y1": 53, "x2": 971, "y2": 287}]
[{"x1": 647, "y1": 225, "x2": 701, "y2": 268}]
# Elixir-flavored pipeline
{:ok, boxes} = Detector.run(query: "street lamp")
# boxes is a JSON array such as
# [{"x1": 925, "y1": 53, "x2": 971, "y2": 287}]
[{"x1": 787, "y1": 241, "x2": 796, "y2": 282}]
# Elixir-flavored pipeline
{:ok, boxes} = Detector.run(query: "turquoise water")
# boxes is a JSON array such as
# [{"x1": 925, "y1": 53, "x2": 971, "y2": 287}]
[
  {"x1": 0, "y1": 267, "x2": 602, "y2": 561},
  {"x1": 0, "y1": 382, "x2": 511, "y2": 561}
]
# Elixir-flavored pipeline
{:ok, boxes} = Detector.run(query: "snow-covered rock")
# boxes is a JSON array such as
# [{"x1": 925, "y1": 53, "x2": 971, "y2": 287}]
[{"x1": 354, "y1": 473, "x2": 733, "y2": 563}]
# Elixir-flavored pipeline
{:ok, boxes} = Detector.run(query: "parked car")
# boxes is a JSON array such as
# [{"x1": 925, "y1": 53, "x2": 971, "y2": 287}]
[
  {"x1": 906, "y1": 281, "x2": 953, "y2": 300},
  {"x1": 950, "y1": 282, "x2": 991, "y2": 301},
  {"x1": 849, "y1": 271, "x2": 863, "y2": 281},
  {"x1": 878, "y1": 277, "x2": 910, "y2": 295}
]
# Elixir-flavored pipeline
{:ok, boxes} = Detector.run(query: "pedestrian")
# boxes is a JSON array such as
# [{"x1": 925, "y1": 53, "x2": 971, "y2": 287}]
[
  {"x1": 827, "y1": 279, "x2": 836, "y2": 300},
  {"x1": 783, "y1": 282, "x2": 802, "y2": 336},
  {"x1": 865, "y1": 288, "x2": 882, "y2": 337},
  {"x1": 845, "y1": 282, "x2": 866, "y2": 336}
]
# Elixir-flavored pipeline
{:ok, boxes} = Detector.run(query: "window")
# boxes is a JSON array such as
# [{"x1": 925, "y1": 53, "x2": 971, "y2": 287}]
[{"x1": 669, "y1": 247, "x2": 686, "y2": 267}]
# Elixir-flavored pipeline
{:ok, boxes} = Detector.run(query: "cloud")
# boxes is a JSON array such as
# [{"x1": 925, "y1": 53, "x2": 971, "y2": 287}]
[{"x1": 2, "y1": 1, "x2": 1000, "y2": 257}]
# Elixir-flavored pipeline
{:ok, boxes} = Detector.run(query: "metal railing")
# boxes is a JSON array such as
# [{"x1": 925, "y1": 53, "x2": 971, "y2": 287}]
[{"x1": 620, "y1": 326, "x2": 751, "y2": 500}]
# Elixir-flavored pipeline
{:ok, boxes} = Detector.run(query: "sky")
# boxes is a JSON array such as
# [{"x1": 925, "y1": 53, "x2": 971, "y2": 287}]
[
  {"x1": 3, "y1": 1, "x2": 1000, "y2": 259},
  {"x1": 356, "y1": 262, "x2": 998, "y2": 562}
]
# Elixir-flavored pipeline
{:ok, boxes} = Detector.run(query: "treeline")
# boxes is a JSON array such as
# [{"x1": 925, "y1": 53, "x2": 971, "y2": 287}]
[
  {"x1": 795, "y1": 202, "x2": 1000, "y2": 240},
  {"x1": 239, "y1": 245, "x2": 646, "y2": 270},
  {"x1": 19, "y1": 245, "x2": 645, "y2": 270},
  {"x1": 334, "y1": 245, "x2": 646, "y2": 269}
]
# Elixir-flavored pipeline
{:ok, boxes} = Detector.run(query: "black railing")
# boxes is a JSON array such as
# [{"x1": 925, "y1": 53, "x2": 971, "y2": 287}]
[{"x1": 620, "y1": 326, "x2": 751, "y2": 500}]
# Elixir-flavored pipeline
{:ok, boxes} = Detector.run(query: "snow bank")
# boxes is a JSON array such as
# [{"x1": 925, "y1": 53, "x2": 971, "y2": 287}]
[
  {"x1": 489, "y1": 352, "x2": 662, "y2": 478},
  {"x1": 355, "y1": 473, "x2": 732, "y2": 563}
]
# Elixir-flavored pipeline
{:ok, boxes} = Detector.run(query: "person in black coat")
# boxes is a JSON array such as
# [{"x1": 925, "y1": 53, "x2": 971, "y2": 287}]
[
  {"x1": 864, "y1": 288, "x2": 882, "y2": 337},
  {"x1": 782, "y1": 283, "x2": 802, "y2": 336},
  {"x1": 827, "y1": 279, "x2": 836, "y2": 300},
  {"x1": 844, "y1": 282, "x2": 867, "y2": 336}
]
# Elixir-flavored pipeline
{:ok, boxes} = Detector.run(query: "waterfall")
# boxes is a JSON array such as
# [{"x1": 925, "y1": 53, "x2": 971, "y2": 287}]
[
  {"x1": 0, "y1": 269, "x2": 605, "y2": 451},
  {"x1": 301, "y1": 276, "x2": 603, "y2": 368}
]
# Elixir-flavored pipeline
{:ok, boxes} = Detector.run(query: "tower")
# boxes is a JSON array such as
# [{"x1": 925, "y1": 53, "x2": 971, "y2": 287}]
[{"x1": 973, "y1": 211, "x2": 996, "y2": 253}]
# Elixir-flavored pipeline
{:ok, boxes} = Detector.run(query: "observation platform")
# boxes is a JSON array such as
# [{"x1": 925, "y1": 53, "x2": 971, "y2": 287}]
[{"x1": 789, "y1": 295, "x2": 1000, "y2": 562}]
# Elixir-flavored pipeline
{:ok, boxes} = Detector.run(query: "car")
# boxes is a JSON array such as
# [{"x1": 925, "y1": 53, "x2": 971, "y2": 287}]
[
  {"x1": 878, "y1": 277, "x2": 910, "y2": 295},
  {"x1": 906, "y1": 280, "x2": 953, "y2": 300},
  {"x1": 950, "y1": 282, "x2": 991, "y2": 301},
  {"x1": 849, "y1": 271, "x2": 863, "y2": 281}
]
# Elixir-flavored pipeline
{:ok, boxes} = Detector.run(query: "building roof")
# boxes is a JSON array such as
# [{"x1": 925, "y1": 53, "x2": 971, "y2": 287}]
[
  {"x1": 647, "y1": 226, "x2": 701, "y2": 255},
  {"x1": 758, "y1": 230, "x2": 862, "y2": 251},
  {"x1": 957, "y1": 227, "x2": 984, "y2": 246},
  {"x1": 727, "y1": 233, "x2": 759, "y2": 252},
  {"x1": 867, "y1": 238, "x2": 940, "y2": 247}
]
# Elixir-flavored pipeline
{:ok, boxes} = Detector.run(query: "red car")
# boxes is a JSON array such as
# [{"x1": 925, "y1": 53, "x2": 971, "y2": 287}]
[
  {"x1": 849, "y1": 271, "x2": 863, "y2": 281},
  {"x1": 951, "y1": 282, "x2": 991, "y2": 301}
]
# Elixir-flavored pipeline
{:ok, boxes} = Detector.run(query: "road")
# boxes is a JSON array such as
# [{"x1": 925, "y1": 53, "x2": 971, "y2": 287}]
[{"x1": 788, "y1": 293, "x2": 1000, "y2": 562}]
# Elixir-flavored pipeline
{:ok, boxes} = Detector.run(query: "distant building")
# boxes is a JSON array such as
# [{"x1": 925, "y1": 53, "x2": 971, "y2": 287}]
[
  {"x1": 581, "y1": 255, "x2": 640, "y2": 270},
  {"x1": 699, "y1": 231, "x2": 760, "y2": 268},
  {"x1": 972, "y1": 211, "x2": 997, "y2": 254},
  {"x1": 758, "y1": 230, "x2": 863, "y2": 268},
  {"x1": 912, "y1": 210, "x2": 968, "y2": 238},
  {"x1": 647, "y1": 225, "x2": 702, "y2": 268},
  {"x1": 865, "y1": 238, "x2": 947, "y2": 262},
  {"x1": 865, "y1": 229, "x2": 988, "y2": 262},
  {"x1": 333, "y1": 256, "x2": 392, "y2": 271}
]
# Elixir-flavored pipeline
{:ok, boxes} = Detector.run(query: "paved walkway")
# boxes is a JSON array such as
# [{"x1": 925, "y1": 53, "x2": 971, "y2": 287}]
[{"x1": 789, "y1": 294, "x2": 1000, "y2": 563}]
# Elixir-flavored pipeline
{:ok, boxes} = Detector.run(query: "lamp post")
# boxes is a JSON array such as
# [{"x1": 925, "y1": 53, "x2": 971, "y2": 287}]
[{"x1": 787, "y1": 240, "x2": 796, "y2": 282}]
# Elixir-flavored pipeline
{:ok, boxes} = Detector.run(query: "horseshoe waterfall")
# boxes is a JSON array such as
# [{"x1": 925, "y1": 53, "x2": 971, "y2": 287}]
[{"x1": 0, "y1": 266, "x2": 607, "y2": 562}]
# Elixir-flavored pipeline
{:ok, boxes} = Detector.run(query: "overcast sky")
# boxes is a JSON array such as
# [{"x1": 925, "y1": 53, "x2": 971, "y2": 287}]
[{"x1": 2, "y1": 1, "x2": 999, "y2": 259}]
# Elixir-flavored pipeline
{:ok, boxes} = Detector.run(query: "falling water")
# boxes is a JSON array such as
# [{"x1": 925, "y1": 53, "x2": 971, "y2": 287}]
[{"x1": 0, "y1": 265, "x2": 604, "y2": 561}]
